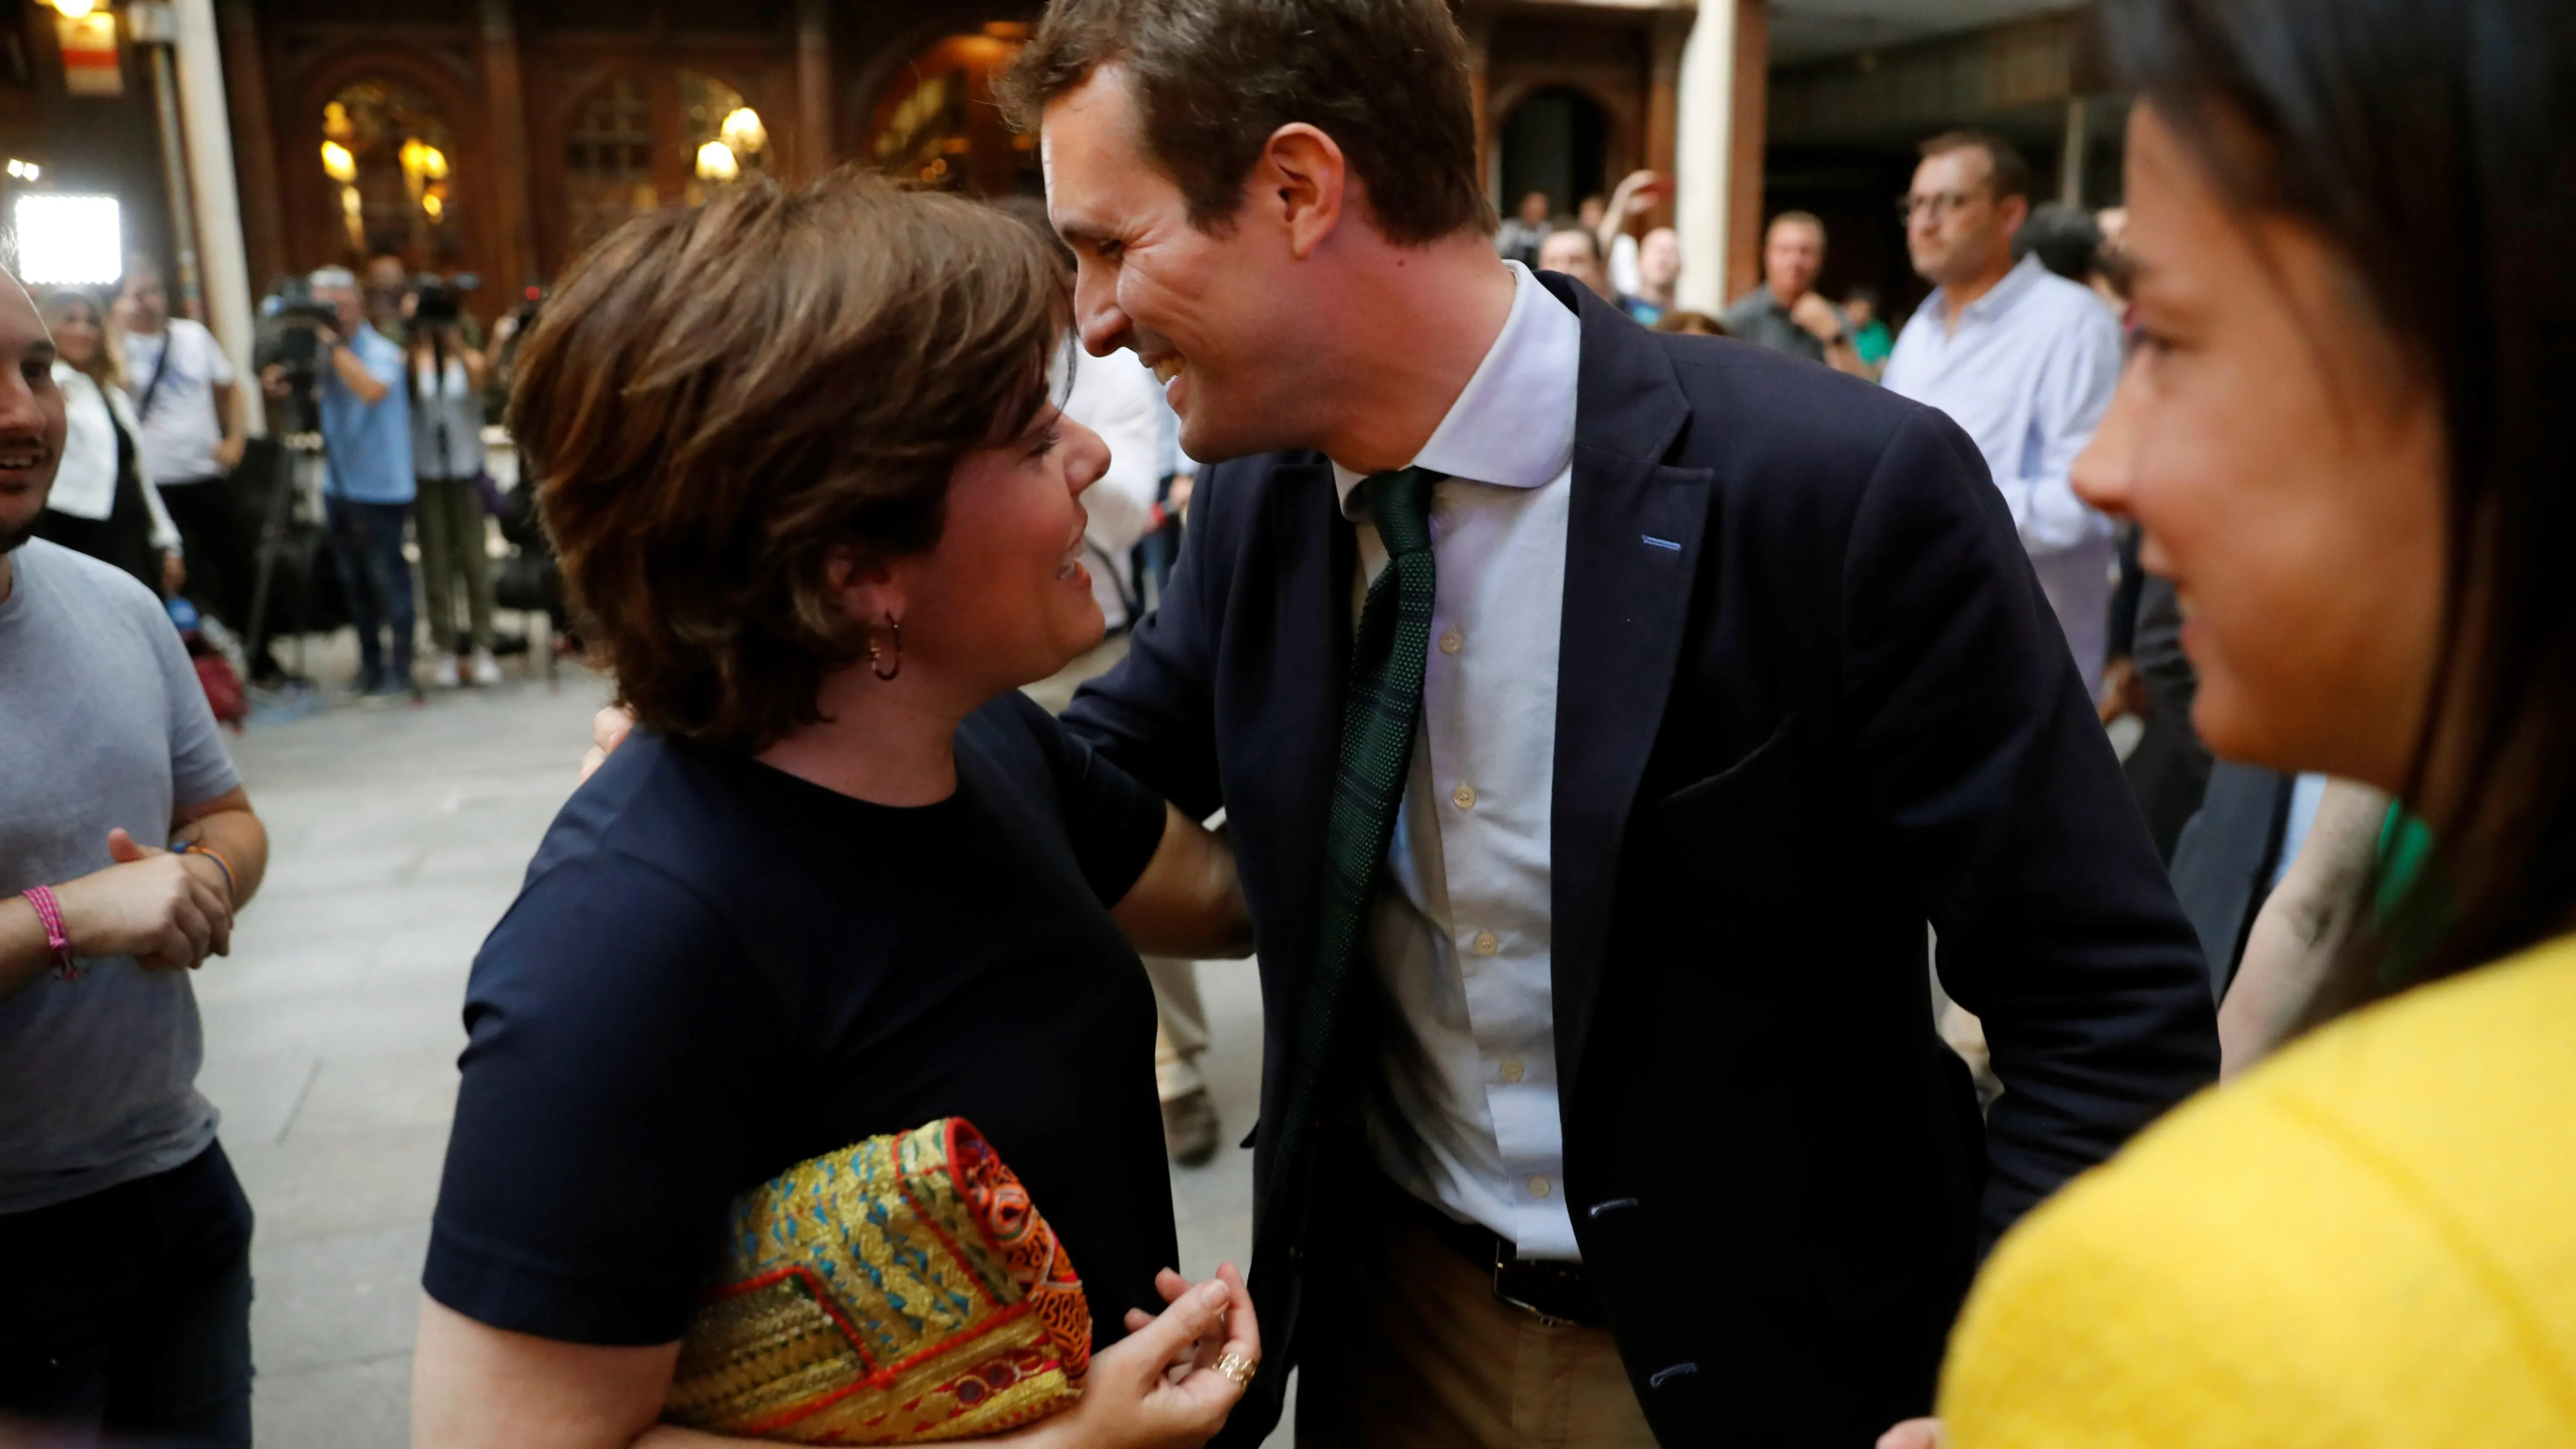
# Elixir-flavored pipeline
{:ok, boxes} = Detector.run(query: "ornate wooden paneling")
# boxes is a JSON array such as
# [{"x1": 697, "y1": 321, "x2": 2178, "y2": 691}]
[
  {"x1": 1768, "y1": 10, "x2": 2084, "y2": 147},
  {"x1": 1468, "y1": 2, "x2": 1670, "y2": 214},
  {"x1": 276, "y1": 41, "x2": 489, "y2": 282},
  {"x1": 244, "y1": 0, "x2": 1696, "y2": 298}
]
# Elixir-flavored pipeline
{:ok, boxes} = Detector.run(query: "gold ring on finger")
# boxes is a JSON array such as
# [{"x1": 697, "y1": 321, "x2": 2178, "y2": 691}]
[{"x1": 1214, "y1": 1351, "x2": 1257, "y2": 1386}]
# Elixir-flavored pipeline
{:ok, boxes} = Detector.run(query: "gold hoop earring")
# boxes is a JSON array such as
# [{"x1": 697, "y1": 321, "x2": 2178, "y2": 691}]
[{"x1": 869, "y1": 616, "x2": 903, "y2": 681}]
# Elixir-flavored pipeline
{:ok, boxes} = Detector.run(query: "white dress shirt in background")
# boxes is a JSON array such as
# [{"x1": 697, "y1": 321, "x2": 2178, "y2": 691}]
[
  {"x1": 117, "y1": 319, "x2": 234, "y2": 487},
  {"x1": 1607, "y1": 231, "x2": 1643, "y2": 300},
  {"x1": 1882, "y1": 253, "x2": 2124, "y2": 695},
  {"x1": 1063, "y1": 347, "x2": 1166, "y2": 633},
  {"x1": 47, "y1": 362, "x2": 182, "y2": 555},
  {"x1": 1333, "y1": 260, "x2": 1584, "y2": 1259}
]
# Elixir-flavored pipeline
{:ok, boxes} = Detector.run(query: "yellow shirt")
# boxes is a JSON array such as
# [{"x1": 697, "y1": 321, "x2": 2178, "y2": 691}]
[{"x1": 1940, "y1": 932, "x2": 2576, "y2": 1447}]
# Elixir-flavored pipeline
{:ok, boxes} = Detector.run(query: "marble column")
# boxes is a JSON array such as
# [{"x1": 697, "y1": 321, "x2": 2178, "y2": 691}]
[{"x1": 1672, "y1": 0, "x2": 1736, "y2": 314}]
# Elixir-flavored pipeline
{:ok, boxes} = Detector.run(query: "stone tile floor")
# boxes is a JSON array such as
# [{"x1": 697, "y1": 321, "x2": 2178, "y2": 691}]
[{"x1": 203, "y1": 648, "x2": 1283, "y2": 1447}]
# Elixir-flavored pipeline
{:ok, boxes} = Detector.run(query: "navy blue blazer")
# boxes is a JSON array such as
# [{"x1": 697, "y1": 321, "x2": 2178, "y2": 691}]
[{"x1": 1063, "y1": 274, "x2": 2217, "y2": 1445}]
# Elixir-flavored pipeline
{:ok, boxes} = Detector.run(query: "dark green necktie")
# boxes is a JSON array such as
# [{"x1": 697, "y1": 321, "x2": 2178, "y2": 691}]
[{"x1": 1264, "y1": 465, "x2": 1440, "y2": 1218}]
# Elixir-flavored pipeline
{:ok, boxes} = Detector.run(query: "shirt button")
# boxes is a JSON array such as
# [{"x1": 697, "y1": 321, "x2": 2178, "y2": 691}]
[
  {"x1": 1529, "y1": 1175, "x2": 1552, "y2": 1199},
  {"x1": 1451, "y1": 783, "x2": 1477, "y2": 810},
  {"x1": 1500, "y1": 1056, "x2": 1525, "y2": 1084},
  {"x1": 1439, "y1": 628, "x2": 1464, "y2": 655},
  {"x1": 1473, "y1": 930, "x2": 1499, "y2": 956}
]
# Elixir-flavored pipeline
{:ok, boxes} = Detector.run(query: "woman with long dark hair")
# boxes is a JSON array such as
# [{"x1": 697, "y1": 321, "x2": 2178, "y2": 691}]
[
  {"x1": 1900, "y1": 0, "x2": 2576, "y2": 1442},
  {"x1": 405, "y1": 308, "x2": 500, "y2": 688}
]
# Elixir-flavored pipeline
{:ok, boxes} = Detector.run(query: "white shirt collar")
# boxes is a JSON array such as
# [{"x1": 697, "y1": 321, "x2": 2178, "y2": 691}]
[
  {"x1": 1929, "y1": 252, "x2": 2050, "y2": 330},
  {"x1": 1331, "y1": 261, "x2": 1580, "y2": 520}
]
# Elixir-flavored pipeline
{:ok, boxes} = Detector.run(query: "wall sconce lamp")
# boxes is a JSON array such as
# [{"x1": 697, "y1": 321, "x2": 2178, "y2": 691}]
[{"x1": 720, "y1": 106, "x2": 766, "y2": 157}]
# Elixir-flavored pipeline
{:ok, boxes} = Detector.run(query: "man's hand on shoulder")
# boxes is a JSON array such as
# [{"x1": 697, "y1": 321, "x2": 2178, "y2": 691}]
[
  {"x1": 582, "y1": 705, "x2": 636, "y2": 782},
  {"x1": 1112, "y1": 805, "x2": 1253, "y2": 961}
]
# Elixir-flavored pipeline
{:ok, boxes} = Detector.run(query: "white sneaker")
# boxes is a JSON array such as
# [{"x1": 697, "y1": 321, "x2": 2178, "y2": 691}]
[
  {"x1": 431, "y1": 653, "x2": 461, "y2": 689},
  {"x1": 469, "y1": 649, "x2": 503, "y2": 687}
]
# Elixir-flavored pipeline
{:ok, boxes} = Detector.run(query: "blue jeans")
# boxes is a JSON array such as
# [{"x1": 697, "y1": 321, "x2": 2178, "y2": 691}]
[
  {"x1": 325, "y1": 495, "x2": 416, "y2": 684},
  {"x1": 0, "y1": 1142, "x2": 256, "y2": 1446}
]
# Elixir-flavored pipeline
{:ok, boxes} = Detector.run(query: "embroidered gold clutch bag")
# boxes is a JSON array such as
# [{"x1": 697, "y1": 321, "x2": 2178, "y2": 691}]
[{"x1": 663, "y1": 1118, "x2": 1090, "y2": 1442}]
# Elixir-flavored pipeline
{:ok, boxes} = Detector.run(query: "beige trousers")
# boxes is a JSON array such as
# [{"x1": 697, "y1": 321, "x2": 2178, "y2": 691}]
[
  {"x1": 1295, "y1": 1183, "x2": 1658, "y2": 1449},
  {"x1": 1145, "y1": 956, "x2": 1211, "y2": 1102}
]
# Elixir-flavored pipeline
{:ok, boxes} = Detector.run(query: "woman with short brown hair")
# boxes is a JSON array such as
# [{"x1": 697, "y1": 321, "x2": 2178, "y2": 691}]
[{"x1": 411, "y1": 175, "x2": 1258, "y2": 1449}]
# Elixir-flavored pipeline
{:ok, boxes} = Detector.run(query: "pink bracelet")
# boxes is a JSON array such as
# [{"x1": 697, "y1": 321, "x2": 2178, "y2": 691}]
[{"x1": 21, "y1": 886, "x2": 77, "y2": 981}]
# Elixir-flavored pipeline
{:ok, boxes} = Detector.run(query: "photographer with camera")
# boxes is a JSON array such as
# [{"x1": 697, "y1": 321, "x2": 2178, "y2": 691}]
[
  {"x1": 406, "y1": 280, "x2": 498, "y2": 689},
  {"x1": 260, "y1": 267, "x2": 414, "y2": 697}
]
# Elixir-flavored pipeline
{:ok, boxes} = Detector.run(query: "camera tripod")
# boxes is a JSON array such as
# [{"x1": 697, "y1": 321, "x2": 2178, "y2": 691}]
[{"x1": 242, "y1": 409, "x2": 323, "y2": 691}]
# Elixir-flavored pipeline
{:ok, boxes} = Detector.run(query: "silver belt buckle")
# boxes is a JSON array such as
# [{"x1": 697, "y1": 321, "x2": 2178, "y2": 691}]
[{"x1": 1490, "y1": 1242, "x2": 1576, "y2": 1327}]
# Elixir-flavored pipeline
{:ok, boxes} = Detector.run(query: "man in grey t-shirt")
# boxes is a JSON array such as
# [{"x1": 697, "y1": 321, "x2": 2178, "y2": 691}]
[
  {"x1": 1722, "y1": 211, "x2": 1873, "y2": 378},
  {"x1": 0, "y1": 263, "x2": 271, "y2": 1446}
]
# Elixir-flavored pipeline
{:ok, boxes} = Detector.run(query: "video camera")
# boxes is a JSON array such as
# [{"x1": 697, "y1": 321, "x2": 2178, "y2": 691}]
[
  {"x1": 257, "y1": 274, "x2": 344, "y2": 395},
  {"x1": 410, "y1": 272, "x2": 479, "y2": 331}
]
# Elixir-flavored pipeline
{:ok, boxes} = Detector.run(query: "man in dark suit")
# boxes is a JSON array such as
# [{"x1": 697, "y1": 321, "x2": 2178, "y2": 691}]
[{"x1": 1016, "y1": 2, "x2": 2217, "y2": 1443}]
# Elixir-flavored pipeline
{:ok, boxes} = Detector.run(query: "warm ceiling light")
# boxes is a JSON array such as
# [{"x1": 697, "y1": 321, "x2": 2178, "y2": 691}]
[
  {"x1": 422, "y1": 193, "x2": 444, "y2": 219},
  {"x1": 50, "y1": 0, "x2": 97, "y2": 18},
  {"x1": 420, "y1": 145, "x2": 448, "y2": 181},
  {"x1": 321, "y1": 140, "x2": 356, "y2": 183},
  {"x1": 694, "y1": 140, "x2": 739, "y2": 182},
  {"x1": 719, "y1": 106, "x2": 766, "y2": 156}
]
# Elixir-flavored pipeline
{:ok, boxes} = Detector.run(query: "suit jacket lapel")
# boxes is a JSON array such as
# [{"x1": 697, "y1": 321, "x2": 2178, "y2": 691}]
[
  {"x1": 1545, "y1": 281, "x2": 1715, "y2": 1102},
  {"x1": 1252, "y1": 459, "x2": 1352, "y2": 995}
]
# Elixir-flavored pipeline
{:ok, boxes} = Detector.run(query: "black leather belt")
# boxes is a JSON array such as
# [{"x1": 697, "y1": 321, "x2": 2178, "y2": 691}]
[{"x1": 1389, "y1": 1177, "x2": 1606, "y2": 1328}]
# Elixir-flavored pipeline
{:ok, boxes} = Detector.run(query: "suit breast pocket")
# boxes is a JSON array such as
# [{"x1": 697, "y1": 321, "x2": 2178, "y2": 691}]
[{"x1": 1653, "y1": 714, "x2": 1817, "y2": 915}]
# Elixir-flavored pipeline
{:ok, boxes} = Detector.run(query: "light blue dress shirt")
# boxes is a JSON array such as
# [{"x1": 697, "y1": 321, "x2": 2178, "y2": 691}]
[
  {"x1": 1882, "y1": 253, "x2": 2125, "y2": 695},
  {"x1": 1331, "y1": 262, "x2": 1585, "y2": 1259},
  {"x1": 317, "y1": 323, "x2": 415, "y2": 505}
]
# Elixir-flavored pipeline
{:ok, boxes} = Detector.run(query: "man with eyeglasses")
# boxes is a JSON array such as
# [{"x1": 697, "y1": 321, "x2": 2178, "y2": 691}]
[{"x1": 1883, "y1": 129, "x2": 2127, "y2": 700}]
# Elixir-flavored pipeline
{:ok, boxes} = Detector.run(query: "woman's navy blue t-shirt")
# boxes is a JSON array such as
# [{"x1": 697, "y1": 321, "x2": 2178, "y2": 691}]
[{"x1": 422, "y1": 691, "x2": 1176, "y2": 1349}]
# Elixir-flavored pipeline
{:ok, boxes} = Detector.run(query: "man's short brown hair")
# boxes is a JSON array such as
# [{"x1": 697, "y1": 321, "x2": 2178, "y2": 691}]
[
  {"x1": 1001, "y1": 0, "x2": 1495, "y2": 246},
  {"x1": 512, "y1": 174, "x2": 1069, "y2": 753},
  {"x1": 1920, "y1": 129, "x2": 2036, "y2": 205},
  {"x1": 1543, "y1": 223, "x2": 1602, "y2": 260},
  {"x1": 1767, "y1": 209, "x2": 1828, "y2": 245}
]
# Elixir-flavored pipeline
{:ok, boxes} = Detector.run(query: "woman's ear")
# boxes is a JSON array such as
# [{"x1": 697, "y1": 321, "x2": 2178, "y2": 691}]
[{"x1": 824, "y1": 545, "x2": 903, "y2": 627}]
